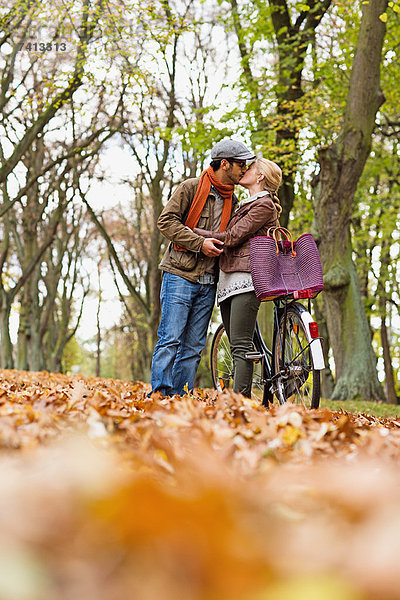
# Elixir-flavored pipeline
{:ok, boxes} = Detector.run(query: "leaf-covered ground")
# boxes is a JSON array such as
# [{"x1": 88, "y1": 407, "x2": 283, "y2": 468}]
[{"x1": 1, "y1": 368, "x2": 400, "y2": 600}]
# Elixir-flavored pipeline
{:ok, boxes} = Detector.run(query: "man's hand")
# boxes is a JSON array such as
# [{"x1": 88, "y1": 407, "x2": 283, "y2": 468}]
[{"x1": 201, "y1": 238, "x2": 224, "y2": 257}]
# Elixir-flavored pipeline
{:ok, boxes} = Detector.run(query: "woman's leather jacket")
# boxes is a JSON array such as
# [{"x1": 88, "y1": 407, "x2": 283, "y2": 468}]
[{"x1": 194, "y1": 193, "x2": 278, "y2": 273}]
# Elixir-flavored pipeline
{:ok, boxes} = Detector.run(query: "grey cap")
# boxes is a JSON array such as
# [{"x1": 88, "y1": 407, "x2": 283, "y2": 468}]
[{"x1": 210, "y1": 138, "x2": 255, "y2": 161}]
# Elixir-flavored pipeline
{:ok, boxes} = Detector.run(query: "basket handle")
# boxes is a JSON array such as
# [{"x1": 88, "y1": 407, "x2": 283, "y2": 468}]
[{"x1": 267, "y1": 226, "x2": 296, "y2": 257}]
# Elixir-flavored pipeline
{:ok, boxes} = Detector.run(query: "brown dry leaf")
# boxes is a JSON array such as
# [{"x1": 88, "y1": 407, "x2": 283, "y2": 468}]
[
  {"x1": 1, "y1": 369, "x2": 400, "y2": 599},
  {"x1": 282, "y1": 424, "x2": 304, "y2": 446}
]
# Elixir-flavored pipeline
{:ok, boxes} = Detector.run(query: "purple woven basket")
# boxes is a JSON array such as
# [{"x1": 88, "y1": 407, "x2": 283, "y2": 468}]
[{"x1": 250, "y1": 233, "x2": 324, "y2": 302}]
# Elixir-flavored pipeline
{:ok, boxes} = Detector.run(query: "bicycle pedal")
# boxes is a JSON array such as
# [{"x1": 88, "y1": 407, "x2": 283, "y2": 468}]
[{"x1": 245, "y1": 352, "x2": 263, "y2": 362}]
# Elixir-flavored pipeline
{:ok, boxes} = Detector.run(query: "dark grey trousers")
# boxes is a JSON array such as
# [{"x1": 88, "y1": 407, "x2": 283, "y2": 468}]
[{"x1": 220, "y1": 291, "x2": 260, "y2": 397}]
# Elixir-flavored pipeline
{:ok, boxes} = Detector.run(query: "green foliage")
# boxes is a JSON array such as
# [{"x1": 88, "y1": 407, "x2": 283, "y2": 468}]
[
  {"x1": 176, "y1": 116, "x2": 233, "y2": 170},
  {"x1": 62, "y1": 336, "x2": 81, "y2": 373},
  {"x1": 352, "y1": 134, "x2": 400, "y2": 315},
  {"x1": 75, "y1": 341, "x2": 97, "y2": 377}
]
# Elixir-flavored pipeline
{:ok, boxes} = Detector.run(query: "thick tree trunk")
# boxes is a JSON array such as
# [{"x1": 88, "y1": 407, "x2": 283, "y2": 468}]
[
  {"x1": 17, "y1": 263, "x2": 44, "y2": 372},
  {"x1": 313, "y1": 0, "x2": 388, "y2": 401},
  {"x1": 316, "y1": 210, "x2": 382, "y2": 401}
]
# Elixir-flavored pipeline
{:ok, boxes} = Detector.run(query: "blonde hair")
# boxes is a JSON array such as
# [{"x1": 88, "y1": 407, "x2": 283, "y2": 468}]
[{"x1": 254, "y1": 158, "x2": 282, "y2": 215}]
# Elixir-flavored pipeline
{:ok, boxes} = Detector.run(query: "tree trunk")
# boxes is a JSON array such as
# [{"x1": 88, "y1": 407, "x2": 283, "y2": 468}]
[
  {"x1": 17, "y1": 288, "x2": 31, "y2": 371},
  {"x1": 96, "y1": 288, "x2": 101, "y2": 378},
  {"x1": 377, "y1": 232, "x2": 397, "y2": 404},
  {"x1": 313, "y1": 0, "x2": 388, "y2": 402},
  {"x1": 0, "y1": 299, "x2": 14, "y2": 369},
  {"x1": 150, "y1": 180, "x2": 164, "y2": 347},
  {"x1": 380, "y1": 311, "x2": 398, "y2": 404}
]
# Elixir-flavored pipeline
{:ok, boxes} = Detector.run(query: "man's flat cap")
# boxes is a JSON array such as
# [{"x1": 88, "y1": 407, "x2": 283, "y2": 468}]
[{"x1": 211, "y1": 138, "x2": 255, "y2": 161}]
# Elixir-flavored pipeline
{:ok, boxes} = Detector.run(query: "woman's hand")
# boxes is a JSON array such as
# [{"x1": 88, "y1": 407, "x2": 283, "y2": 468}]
[{"x1": 201, "y1": 238, "x2": 224, "y2": 257}]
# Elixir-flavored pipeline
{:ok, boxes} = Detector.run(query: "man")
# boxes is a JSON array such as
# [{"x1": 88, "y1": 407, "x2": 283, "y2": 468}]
[{"x1": 150, "y1": 138, "x2": 255, "y2": 396}]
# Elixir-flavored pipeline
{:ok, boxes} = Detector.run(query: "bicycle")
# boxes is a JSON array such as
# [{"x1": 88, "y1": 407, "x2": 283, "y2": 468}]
[{"x1": 210, "y1": 292, "x2": 325, "y2": 409}]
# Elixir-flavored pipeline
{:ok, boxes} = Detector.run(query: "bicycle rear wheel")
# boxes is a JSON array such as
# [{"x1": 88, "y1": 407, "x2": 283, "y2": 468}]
[
  {"x1": 210, "y1": 323, "x2": 266, "y2": 402},
  {"x1": 273, "y1": 304, "x2": 320, "y2": 408}
]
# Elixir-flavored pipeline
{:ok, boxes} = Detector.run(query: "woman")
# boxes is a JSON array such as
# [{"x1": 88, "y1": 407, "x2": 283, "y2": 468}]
[{"x1": 193, "y1": 157, "x2": 282, "y2": 397}]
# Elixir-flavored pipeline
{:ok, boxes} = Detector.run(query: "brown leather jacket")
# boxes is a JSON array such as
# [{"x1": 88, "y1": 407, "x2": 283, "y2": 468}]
[
  {"x1": 158, "y1": 178, "x2": 238, "y2": 282},
  {"x1": 194, "y1": 193, "x2": 279, "y2": 273}
]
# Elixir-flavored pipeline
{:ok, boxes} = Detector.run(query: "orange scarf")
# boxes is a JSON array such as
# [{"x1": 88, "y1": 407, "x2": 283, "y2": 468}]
[{"x1": 175, "y1": 166, "x2": 234, "y2": 251}]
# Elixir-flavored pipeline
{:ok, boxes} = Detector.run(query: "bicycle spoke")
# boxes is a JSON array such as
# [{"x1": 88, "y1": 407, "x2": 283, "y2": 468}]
[
  {"x1": 210, "y1": 324, "x2": 266, "y2": 402},
  {"x1": 273, "y1": 305, "x2": 320, "y2": 408}
]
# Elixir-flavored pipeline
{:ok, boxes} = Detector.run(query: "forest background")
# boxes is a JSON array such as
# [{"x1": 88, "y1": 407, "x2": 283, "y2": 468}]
[{"x1": 0, "y1": 0, "x2": 399, "y2": 403}]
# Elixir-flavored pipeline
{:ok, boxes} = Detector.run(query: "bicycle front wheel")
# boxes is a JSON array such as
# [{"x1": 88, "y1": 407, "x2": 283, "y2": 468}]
[
  {"x1": 273, "y1": 304, "x2": 320, "y2": 408},
  {"x1": 210, "y1": 323, "x2": 266, "y2": 402}
]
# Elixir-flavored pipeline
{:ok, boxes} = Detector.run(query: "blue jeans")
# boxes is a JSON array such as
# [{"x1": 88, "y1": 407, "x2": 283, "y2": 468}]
[{"x1": 151, "y1": 272, "x2": 216, "y2": 396}]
